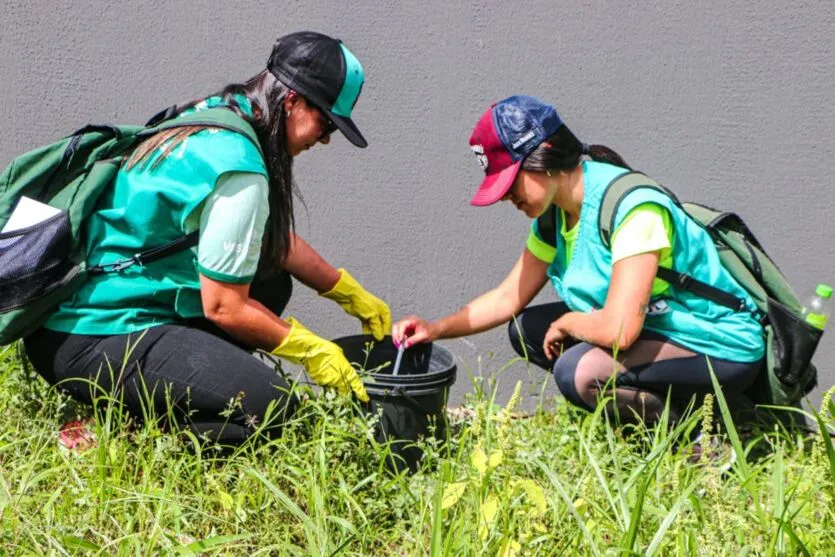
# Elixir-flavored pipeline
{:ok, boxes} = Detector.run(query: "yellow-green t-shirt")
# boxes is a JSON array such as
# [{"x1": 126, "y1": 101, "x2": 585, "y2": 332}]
[{"x1": 526, "y1": 203, "x2": 674, "y2": 296}]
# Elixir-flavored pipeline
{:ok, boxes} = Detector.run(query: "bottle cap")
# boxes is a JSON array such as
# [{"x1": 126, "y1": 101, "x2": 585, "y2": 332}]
[{"x1": 816, "y1": 284, "x2": 833, "y2": 299}]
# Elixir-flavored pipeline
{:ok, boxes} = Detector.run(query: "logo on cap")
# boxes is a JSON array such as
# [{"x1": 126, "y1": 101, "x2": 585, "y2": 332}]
[
  {"x1": 510, "y1": 130, "x2": 537, "y2": 150},
  {"x1": 471, "y1": 144, "x2": 488, "y2": 172}
]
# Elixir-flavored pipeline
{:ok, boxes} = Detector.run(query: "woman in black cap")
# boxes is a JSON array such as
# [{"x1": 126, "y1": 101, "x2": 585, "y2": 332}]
[{"x1": 24, "y1": 31, "x2": 390, "y2": 446}]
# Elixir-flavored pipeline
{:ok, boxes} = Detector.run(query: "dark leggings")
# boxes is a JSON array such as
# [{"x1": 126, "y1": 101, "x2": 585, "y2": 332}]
[
  {"x1": 508, "y1": 303, "x2": 763, "y2": 424},
  {"x1": 24, "y1": 271, "x2": 296, "y2": 445}
]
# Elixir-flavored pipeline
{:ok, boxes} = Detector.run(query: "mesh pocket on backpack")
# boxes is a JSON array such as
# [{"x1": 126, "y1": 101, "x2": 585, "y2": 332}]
[
  {"x1": 0, "y1": 211, "x2": 78, "y2": 312},
  {"x1": 766, "y1": 297, "x2": 822, "y2": 390}
]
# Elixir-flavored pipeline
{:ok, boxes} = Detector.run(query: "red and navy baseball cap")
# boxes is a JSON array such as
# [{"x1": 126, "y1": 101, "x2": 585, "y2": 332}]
[
  {"x1": 469, "y1": 95, "x2": 564, "y2": 206},
  {"x1": 268, "y1": 31, "x2": 367, "y2": 148}
]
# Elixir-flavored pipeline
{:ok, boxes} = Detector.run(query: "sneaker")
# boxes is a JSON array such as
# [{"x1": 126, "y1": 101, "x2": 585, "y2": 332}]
[{"x1": 58, "y1": 418, "x2": 96, "y2": 451}]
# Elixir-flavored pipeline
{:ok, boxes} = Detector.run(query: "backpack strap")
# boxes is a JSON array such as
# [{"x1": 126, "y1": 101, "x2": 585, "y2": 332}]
[
  {"x1": 86, "y1": 108, "x2": 262, "y2": 275},
  {"x1": 598, "y1": 171, "x2": 748, "y2": 313},
  {"x1": 64, "y1": 124, "x2": 125, "y2": 141},
  {"x1": 144, "y1": 105, "x2": 179, "y2": 127},
  {"x1": 138, "y1": 107, "x2": 263, "y2": 156},
  {"x1": 694, "y1": 206, "x2": 766, "y2": 254},
  {"x1": 598, "y1": 171, "x2": 680, "y2": 249},
  {"x1": 535, "y1": 205, "x2": 558, "y2": 247},
  {"x1": 654, "y1": 267, "x2": 749, "y2": 312},
  {"x1": 87, "y1": 231, "x2": 199, "y2": 274}
]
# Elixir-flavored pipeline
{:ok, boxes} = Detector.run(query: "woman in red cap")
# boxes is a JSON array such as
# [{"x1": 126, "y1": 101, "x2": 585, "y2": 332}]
[
  {"x1": 23, "y1": 32, "x2": 390, "y2": 446},
  {"x1": 394, "y1": 95, "x2": 764, "y2": 428}
]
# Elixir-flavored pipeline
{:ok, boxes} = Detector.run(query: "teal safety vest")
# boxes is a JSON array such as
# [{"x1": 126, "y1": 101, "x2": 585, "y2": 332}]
[
  {"x1": 45, "y1": 97, "x2": 267, "y2": 334},
  {"x1": 546, "y1": 161, "x2": 765, "y2": 362}
]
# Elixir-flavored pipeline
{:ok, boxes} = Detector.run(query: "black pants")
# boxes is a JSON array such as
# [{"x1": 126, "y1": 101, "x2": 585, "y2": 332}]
[
  {"x1": 508, "y1": 303, "x2": 763, "y2": 423},
  {"x1": 24, "y1": 271, "x2": 296, "y2": 445}
]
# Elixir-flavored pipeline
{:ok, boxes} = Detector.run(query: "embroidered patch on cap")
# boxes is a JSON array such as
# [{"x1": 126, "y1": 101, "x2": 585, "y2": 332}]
[{"x1": 471, "y1": 144, "x2": 488, "y2": 171}]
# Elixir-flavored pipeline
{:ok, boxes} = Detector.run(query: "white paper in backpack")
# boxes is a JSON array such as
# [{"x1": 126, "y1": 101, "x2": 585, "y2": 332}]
[{"x1": 1, "y1": 196, "x2": 63, "y2": 234}]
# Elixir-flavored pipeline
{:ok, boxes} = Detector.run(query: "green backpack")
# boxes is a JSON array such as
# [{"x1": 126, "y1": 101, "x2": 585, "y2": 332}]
[
  {"x1": 537, "y1": 171, "x2": 821, "y2": 407},
  {"x1": 0, "y1": 108, "x2": 262, "y2": 345}
]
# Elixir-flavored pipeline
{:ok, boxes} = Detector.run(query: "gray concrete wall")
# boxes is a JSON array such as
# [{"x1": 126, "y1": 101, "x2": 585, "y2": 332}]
[{"x1": 2, "y1": 0, "x2": 833, "y2": 409}]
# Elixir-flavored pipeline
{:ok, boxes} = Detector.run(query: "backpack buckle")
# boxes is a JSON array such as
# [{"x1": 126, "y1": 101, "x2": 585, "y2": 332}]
[
  {"x1": 89, "y1": 254, "x2": 142, "y2": 274},
  {"x1": 109, "y1": 255, "x2": 143, "y2": 272},
  {"x1": 676, "y1": 274, "x2": 693, "y2": 289}
]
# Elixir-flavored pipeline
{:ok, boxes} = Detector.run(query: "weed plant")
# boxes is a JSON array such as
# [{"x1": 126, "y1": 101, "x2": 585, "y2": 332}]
[{"x1": 0, "y1": 343, "x2": 833, "y2": 555}]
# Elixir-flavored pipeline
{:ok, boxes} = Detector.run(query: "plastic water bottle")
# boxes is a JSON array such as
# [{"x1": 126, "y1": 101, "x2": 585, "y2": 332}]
[{"x1": 801, "y1": 283, "x2": 833, "y2": 330}]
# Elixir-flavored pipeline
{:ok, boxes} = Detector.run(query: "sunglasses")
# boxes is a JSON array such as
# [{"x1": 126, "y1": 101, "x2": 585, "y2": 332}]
[{"x1": 315, "y1": 107, "x2": 338, "y2": 139}]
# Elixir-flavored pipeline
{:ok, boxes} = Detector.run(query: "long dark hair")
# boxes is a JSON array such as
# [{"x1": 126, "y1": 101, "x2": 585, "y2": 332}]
[
  {"x1": 127, "y1": 70, "x2": 297, "y2": 266},
  {"x1": 522, "y1": 124, "x2": 632, "y2": 172}
]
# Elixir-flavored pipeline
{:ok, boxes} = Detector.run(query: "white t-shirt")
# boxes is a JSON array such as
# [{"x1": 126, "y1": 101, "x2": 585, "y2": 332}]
[{"x1": 197, "y1": 171, "x2": 270, "y2": 283}]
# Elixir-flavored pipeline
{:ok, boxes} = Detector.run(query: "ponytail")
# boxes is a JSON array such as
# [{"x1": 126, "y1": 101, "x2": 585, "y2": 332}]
[
  {"x1": 586, "y1": 144, "x2": 631, "y2": 170},
  {"x1": 522, "y1": 125, "x2": 631, "y2": 172}
]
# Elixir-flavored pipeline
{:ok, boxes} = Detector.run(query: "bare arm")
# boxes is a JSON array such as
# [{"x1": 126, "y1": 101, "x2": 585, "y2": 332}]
[
  {"x1": 198, "y1": 231, "x2": 382, "y2": 349},
  {"x1": 199, "y1": 275, "x2": 290, "y2": 350},
  {"x1": 435, "y1": 249, "x2": 549, "y2": 338},
  {"x1": 281, "y1": 233, "x2": 341, "y2": 293},
  {"x1": 543, "y1": 251, "x2": 658, "y2": 357}
]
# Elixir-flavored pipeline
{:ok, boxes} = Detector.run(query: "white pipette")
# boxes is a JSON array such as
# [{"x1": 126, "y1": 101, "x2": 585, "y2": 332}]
[{"x1": 392, "y1": 342, "x2": 406, "y2": 376}]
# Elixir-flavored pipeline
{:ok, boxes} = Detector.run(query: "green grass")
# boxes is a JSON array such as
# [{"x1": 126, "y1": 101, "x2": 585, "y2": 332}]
[{"x1": 1, "y1": 343, "x2": 834, "y2": 556}]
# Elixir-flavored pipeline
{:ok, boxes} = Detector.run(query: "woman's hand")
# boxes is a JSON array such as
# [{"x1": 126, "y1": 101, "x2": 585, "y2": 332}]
[
  {"x1": 392, "y1": 316, "x2": 439, "y2": 348},
  {"x1": 543, "y1": 318, "x2": 571, "y2": 360},
  {"x1": 321, "y1": 269, "x2": 392, "y2": 341},
  {"x1": 271, "y1": 317, "x2": 368, "y2": 402}
]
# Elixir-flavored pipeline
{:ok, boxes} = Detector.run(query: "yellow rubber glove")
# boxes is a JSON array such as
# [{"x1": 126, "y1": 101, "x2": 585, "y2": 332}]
[
  {"x1": 270, "y1": 317, "x2": 369, "y2": 402},
  {"x1": 321, "y1": 269, "x2": 392, "y2": 341}
]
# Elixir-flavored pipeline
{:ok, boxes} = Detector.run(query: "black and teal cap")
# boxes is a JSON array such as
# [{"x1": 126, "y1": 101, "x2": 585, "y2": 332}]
[{"x1": 267, "y1": 31, "x2": 367, "y2": 148}]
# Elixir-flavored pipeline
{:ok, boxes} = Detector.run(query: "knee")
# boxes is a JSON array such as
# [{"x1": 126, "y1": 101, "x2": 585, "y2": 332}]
[
  {"x1": 507, "y1": 318, "x2": 524, "y2": 358},
  {"x1": 553, "y1": 354, "x2": 594, "y2": 412},
  {"x1": 507, "y1": 311, "x2": 553, "y2": 370},
  {"x1": 553, "y1": 359, "x2": 576, "y2": 398}
]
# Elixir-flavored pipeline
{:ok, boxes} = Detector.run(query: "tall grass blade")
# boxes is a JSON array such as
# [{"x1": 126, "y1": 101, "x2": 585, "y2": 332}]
[
  {"x1": 645, "y1": 481, "x2": 699, "y2": 556},
  {"x1": 811, "y1": 404, "x2": 835, "y2": 487},
  {"x1": 172, "y1": 534, "x2": 252, "y2": 556},
  {"x1": 536, "y1": 459, "x2": 601, "y2": 557},
  {"x1": 61, "y1": 535, "x2": 101, "y2": 552},
  {"x1": 707, "y1": 359, "x2": 750, "y2": 479},
  {"x1": 245, "y1": 467, "x2": 320, "y2": 554}
]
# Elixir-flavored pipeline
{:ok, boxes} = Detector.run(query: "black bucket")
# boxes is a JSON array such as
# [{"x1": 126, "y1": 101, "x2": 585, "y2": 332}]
[{"x1": 333, "y1": 334, "x2": 457, "y2": 474}]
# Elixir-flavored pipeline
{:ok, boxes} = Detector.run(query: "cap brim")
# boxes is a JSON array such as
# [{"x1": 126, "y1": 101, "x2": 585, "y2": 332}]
[
  {"x1": 470, "y1": 161, "x2": 522, "y2": 206},
  {"x1": 301, "y1": 93, "x2": 368, "y2": 148},
  {"x1": 328, "y1": 111, "x2": 367, "y2": 148}
]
